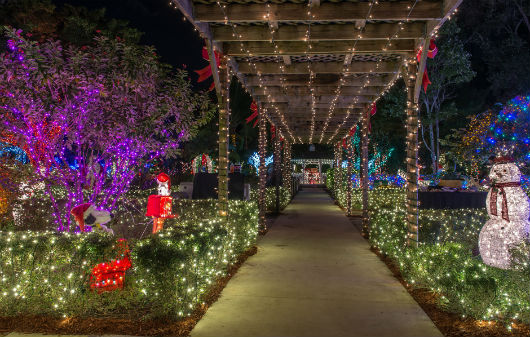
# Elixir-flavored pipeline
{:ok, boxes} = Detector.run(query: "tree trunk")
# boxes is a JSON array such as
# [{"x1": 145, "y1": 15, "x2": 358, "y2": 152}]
[
  {"x1": 429, "y1": 123, "x2": 436, "y2": 174},
  {"x1": 512, "y1": 0, "x2": 530, "y2": 35}
]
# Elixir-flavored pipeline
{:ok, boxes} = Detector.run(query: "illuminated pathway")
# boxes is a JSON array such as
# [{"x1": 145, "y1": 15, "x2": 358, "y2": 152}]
[{"x1": 191, "y1": 188, "x2": 442, "y2": 337}]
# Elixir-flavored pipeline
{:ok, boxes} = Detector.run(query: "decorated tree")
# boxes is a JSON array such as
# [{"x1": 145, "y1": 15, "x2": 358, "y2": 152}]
[
  {"x1": 0, "y1": 28, "x2": 214, "y2": 230},
  {"x1": 420, "y1": 20, "x2": 475, "y2": 173},
  {"x1": 486, "y1": 95, "x2": 530, "y2": 161}
]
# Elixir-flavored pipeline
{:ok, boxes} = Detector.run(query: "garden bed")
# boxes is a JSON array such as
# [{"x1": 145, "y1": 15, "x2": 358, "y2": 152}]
[
  {"x1": 0, "y1": 246, "x2": 257, "y2": 336},
  {"x1": 338, "y1": 188, "x2": 529, "y2": 335},
  {"x1": 0, "y1": 199, "x2": 259, "y2": 333}
]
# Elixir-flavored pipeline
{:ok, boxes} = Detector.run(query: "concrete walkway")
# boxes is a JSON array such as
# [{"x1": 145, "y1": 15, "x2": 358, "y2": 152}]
[{"x1": 191, "y1": 188, "x2": 442, "y2": 337}]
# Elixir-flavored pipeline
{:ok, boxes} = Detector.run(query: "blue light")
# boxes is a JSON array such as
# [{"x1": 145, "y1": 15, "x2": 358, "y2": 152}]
[{"x1": 248, "y1": 152, "x2": 273, "y2": 174}]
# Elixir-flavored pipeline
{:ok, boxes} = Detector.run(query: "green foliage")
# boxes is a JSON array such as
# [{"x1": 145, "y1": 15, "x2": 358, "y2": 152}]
[
  {"x1": 367, "y1": 189, "x2": 530, "y2": 326},
  {"x1": 250, "y1": 186, "x2": 291, "y2": 212},
  {"x1": 0, "y1": 0, "x2": 143, "y2": 45},
  {"x1": 0, "y1": 200, "x2": 258, "y2": 319}
]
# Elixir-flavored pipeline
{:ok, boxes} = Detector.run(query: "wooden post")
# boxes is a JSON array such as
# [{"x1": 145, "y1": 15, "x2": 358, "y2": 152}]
[
  {"x1": 209, "y1": 48, "x2": 229, "y2": 217},
  {"x1": 282, "y1": 141, "x2": 292, "y2": 197},
  {"x1": 274, "y1": 132, "x2": 281, "y2": 213},
  {"x1": 336, "y1": 141, "x2": 343, "y2": 197},
  {"x1": 404, "y1": 58, "x2": 420, "y2": 247},
  {"x1": 258, "y1": 103, "x2": 267, "y2": 231},
  {"x1": 347, "y1": 137, "x2": 353, "y2": 216},
  {"x1": 361, "y1": 108, "x2": 370, "y2": 233}
]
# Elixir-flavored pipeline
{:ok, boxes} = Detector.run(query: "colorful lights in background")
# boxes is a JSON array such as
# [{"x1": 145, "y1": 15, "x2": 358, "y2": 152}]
[
  {"x1": 248, "y1": 152, "x2": 273, "y2": 174},
  {"x1": 486, "y1": 95, "x2": 530, "y2": 158}
]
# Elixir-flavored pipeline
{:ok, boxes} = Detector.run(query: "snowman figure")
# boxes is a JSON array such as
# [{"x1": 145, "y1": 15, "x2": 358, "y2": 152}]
[{"x1": 478, "y1": 157, "x2": 530, "y2": 269}]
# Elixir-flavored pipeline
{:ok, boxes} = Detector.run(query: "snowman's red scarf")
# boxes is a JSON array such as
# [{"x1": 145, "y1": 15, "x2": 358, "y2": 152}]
[{"x1": 490, "y1": 182, "x2": 520, "y2": 222}]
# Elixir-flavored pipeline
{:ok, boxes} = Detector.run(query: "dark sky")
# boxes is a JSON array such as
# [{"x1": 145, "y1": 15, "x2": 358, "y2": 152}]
[{"x1": 53, "y1": 0, "x2": 206, "y2": 72}]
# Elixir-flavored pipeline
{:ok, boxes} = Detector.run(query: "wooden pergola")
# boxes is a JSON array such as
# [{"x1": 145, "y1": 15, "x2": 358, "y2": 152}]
[{"x1": 172, "y1": 0, "x2": 462, "y2": 241}]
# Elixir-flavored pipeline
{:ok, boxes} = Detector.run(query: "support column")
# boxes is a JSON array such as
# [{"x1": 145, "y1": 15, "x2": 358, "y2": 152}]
[
  {"x1": 258, "y1": 104, "x2": 267, "y2": 231},
  {"x1": 404, "y1": 59, "x2": 420, "y2": 247},
  {"x1": 336, "y1": 142, "x2": 343, "y2": 197},
  {"x1": 282, "y1": 141, "x2": 292, "y2": 197},
  {"x1": 215, "y1": 56, "x2": 230, "y2": 217},
  {"x1": 274, "y1": 133, "x2": 281, "y2": 213},
  {"x1": 318, "y1": 160, "x2": 322, "y2": 184},
  {"x1": 347, "y1": 137, "x2": 353, "y2": 216},
  {"x1": 361, "y1": 108, "x2": 370, "y2": 233}
]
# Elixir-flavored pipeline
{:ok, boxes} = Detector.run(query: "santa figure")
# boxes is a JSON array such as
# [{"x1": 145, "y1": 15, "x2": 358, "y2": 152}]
[
  {"x1": 157, "y1": 172, "x2": 171, "y2": 196},
  {"x1": 479, "y1": 157, "x2": 530, "y2": 269},
  {"x1": 146, "y1": 172, "x2": 176, "y2": 234},
  {"x1": 71, "y1": 203, "x2": 114, "y2": 235}
]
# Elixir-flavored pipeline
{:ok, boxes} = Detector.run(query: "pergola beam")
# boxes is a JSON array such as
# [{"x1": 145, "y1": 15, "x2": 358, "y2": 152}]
[
  {"x1": 251, "y1": 86, "x2": 384, "y2": 96},
  {"x1": 212, "y1": 22, "x2": 425, "y2": 41},
  {"x1": 238, "y1": 61, "x2": 399, "y2": 74},
  {"x1": 256, "y1": 95, "x2": 376, "y2": 104},
  {"x1": 223, "y1": 40, "x2": 415, "y2": 56},
  {"x1": 245, "y1": 74, "x2": 394, "y2": 86},
  {"x1": 195, "y1": 2, "x2": 443, "y2": 23},
  {"x1": 262, "y1": 101, "x2": 373, "y2": 108}
]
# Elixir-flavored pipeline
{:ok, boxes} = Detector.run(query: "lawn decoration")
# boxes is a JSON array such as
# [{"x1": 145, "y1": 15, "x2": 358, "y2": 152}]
[
  {"x1": 89, "y1": 239, "x2": 132, "y2": 292},
  {"x1": 479, "y1": 157, "x2": 530, "y2": 269},
  {"x1": 71, "y1": 203, "x2": 114, "y2": 234},
  {"x1": 192, "y1": 154, "x2": 213, "y2": 174},
  {"x1": 146, "y1": 173, "x2": 177, "y2": 234}
]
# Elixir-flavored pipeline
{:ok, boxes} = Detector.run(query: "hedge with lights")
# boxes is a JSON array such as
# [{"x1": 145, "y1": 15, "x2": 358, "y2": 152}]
[
  {"x1": 365, "y1": 188, "x2": 529, "y2": 327},
  {"x1": 250, "y1": 186, "x2": 291, "y2": 212},
  {"x1": 0, "y1": 199, "x2": 258, "y2": 319}
]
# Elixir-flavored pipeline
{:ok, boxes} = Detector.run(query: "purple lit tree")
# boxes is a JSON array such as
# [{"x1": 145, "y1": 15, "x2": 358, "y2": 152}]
[{"x1": 0, "y1": 29, "x2": 214, "y2": 230}]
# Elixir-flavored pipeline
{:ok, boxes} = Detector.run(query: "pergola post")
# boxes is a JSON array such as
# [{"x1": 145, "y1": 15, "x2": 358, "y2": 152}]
[
  {"x1": 404, "y1": 57, "x2": 422, "y2": 247},
  {"x1": 258, "y1": 104, "x2": 267, "y2": 232},
  {"x1": 258, "y1": 103, "x2": 267, "y2": 231},
  {"x1": 361, "y1": 108, "x2": 370, "y2": 233},
  {"x1": 336, "y1": 141, "x2": 343, "y2": 198},
  {"x1": 346, "y1": 137, "x2": 353, "y2": 216},
  {"x1": 274, "y1": 132, "x2": 281, "y2": 213},
  {"x1": 206, "y1": 41, "x2": 230, "y2": 218},
  {"x1": 282, "y1": 141, "x2": 292, "y2": 197}
]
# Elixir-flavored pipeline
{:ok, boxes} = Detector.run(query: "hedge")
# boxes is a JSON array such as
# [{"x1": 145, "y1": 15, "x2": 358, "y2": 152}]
[{"x1": 0, "y1": 199, "x2": 258, "y2": 319}]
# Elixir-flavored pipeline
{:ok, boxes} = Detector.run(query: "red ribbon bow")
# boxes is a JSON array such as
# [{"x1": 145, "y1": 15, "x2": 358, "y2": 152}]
[
  {"x1": 416, "y1": 39, "x2": 437, "y2": 93},
  {"x1": 246, "y1": 101, "x2": 259, "y2": 127},
  {"x1": 195, "y1": 47, "x2": 221, "y2": 91},
  {"x1": 490, "y1": 182, "x2": 520, "y2": 222}
]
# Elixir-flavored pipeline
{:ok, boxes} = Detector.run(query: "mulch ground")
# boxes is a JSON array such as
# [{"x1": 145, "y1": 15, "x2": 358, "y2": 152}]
[{"x1": 0, "y1": 246, "x2": 258, "y2": 337}]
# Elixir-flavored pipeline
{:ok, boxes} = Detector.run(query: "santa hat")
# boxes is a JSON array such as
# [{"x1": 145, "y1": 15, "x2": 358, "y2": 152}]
[
  {"x1": 157, "y1": 172, "x2": 170, "y2": 189},
  {"x1": 71, "y1": 203, "x2": 92, "y2": 229}
]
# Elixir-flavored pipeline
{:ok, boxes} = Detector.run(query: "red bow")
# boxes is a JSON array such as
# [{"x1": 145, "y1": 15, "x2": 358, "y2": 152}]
[
  {"x1": 246, "y1": 101, "x2": 259, "y2": 127},
  {"x1": 490, "y1": 182, "x2": 520, "y2": 222},
  {"x1": 416, "y1": 39, "x2": 437, "y2": 93},
  {"x1": 271, "y1": 125, "x2": 276, "y2": 139},
  {"x1": 195, "y1": 46, "x2": 221, "y2": 91}
]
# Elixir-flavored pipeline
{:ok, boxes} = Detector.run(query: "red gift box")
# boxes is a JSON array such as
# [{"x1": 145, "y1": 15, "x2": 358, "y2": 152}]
[{"x1": 145, "y1": 195, "x2": 173, "y2": 218}]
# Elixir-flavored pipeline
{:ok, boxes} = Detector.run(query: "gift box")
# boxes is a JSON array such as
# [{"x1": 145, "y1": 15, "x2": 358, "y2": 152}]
[{"x1": 146, "y1": 195, "x2": 173, "y2": 218}]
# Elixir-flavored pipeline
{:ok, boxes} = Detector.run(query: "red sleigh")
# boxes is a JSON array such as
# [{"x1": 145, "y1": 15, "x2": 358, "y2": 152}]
[{"x1": 89, "y1": 239, "x2": 132, "y2": 292}]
